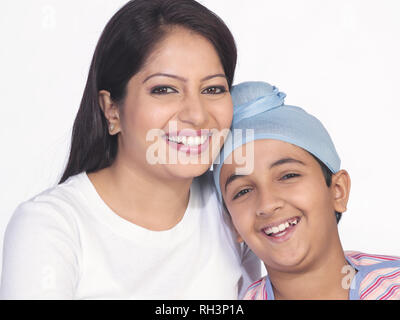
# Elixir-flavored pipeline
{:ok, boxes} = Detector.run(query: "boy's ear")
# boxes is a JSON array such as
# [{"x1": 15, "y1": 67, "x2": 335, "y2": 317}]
[
  {"x1": 99, "y1": 90, "x2": 121, "y2": 135},
  {"x1": 331, "y1": 169, "x2": 351, "y2": 214}
]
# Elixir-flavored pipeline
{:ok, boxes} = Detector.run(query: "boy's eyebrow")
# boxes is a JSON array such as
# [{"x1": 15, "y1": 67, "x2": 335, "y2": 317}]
[
  {"x1": 143, "y1": 73, "x2": 227, "y2": 84},
  {"x1": 224, "y1": 174, "x2": 246, "y2": 192},
  {"x1": 270, "y1": 158, "x2": 306, "y2": 168},
  {"x1": 224, "y1": 158, "x2": 305, "y2": 191}
]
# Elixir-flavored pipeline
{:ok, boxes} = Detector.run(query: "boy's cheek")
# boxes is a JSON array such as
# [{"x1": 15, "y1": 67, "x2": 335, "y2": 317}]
[
  {"x1": 230, "y1": 210, "x2": 253, "y2": 239},
  {"x1": 287, "y1": 182, "x2": 328, "y2": 211}
]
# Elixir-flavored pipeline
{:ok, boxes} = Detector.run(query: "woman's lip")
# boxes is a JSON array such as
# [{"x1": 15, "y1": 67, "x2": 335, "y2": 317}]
[
  {"x1": 164, "y1": 135, "x2": 211, "y2": 155},
  {"x1": 166, "y1": 129, "x2": 211, "y2": 137}
]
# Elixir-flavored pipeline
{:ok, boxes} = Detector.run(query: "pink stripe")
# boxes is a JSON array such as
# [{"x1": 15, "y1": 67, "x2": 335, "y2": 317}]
[
  {"x1": 250, "y1": 278, "x2": 263, "y2": 287},
  {"x1": 361, "y1": 270, "x2": 400, "y2": 299},
  {"x1": 247, "y1": 279, "x2": 263, "y2": 292},
  {"x1": 360, "y1": 270, "x2": 400, "y2": 299},
  {"x1": 389, "y1": 287, "x2": 400, "y2": 300},
  {"x1": 380, "y1": 284, "x2": 400, "y2": 300},
  {"x1": 351, "y1": 252, "x2": 399, "y2": 261},
  {"x1": 264, "y1": 281, "x2": 268, "y2": 300}
]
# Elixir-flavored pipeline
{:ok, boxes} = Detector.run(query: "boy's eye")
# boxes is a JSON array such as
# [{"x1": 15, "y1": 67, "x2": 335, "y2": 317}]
[
  {"x1": 280, "y1": 173, "x2": 300, "y2": 180},
  {"x1": 233, "y1": 188, "x2": 252, "y2": 200},
  {"x1": 201, "y1": 86, "x2": 227, "y2": 95},
  {"x1": 151, "y1": 86, "x2": 177, "y2": 95}
]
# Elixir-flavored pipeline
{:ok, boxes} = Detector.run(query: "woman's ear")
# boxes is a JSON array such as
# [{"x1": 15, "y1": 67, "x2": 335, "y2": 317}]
[
  {"x1": 99, "y1": 90, "x2": 121, "y2": 135},
  {"x1": 331, "y1": 169, "x2": 351, "y2": 214}
]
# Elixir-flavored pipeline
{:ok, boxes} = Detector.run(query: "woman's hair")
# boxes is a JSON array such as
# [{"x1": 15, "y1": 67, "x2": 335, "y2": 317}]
[{"x1": 59, "y1": 0, "x2": 237, "y2": 184}]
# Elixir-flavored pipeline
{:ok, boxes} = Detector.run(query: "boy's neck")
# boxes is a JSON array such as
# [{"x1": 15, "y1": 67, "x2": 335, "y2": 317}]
[{"x1": 266, "y1": 244, "x2": 354, "y2": 300}]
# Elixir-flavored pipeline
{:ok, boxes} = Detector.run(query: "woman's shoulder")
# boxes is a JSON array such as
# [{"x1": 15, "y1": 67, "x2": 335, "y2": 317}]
[
  {"x1": 8, "y1": 173, "x2": 89, "y2": 234},
  {"x1": 1, "y1": 174, "x2": 86, "y2": 299}
]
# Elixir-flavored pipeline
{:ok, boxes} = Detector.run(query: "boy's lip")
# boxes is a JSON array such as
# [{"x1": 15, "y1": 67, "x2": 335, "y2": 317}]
[
  {"x1": 259, "y1": 216, "x2": 302, "y2": 243},
  {"x1": 259, "y1": 216, "x2": 301, "y2": 231}
]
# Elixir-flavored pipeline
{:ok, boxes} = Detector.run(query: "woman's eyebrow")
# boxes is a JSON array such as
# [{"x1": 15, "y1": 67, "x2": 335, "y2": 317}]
[
  {"x1": 143, "y1": 73, "x2": 187, "y2": 83},
  {"x1": 143, "y1": 73, "x2": 226, "y2": 84},
  {"x1": 269, "y1": 158, "x2": 305, "y2": 169},
  {"x1": 200, "y1": 73, "x2": 227, "y2": 82}
]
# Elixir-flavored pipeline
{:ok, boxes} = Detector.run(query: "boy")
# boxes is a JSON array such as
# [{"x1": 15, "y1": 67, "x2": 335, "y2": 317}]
[{"x1": 213, "y1": 81, "x2": 400, "y2": 300}]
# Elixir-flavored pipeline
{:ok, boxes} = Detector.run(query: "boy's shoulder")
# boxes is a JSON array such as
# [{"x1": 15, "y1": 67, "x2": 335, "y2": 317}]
[
  {"x1": 345, "y1": 251, "x2": 400, "y2": 300},
  {"x1": 346, "y1": 250, "x2": 400, "y2": 267},
  {"x1": 243, "y1": 277, "x2": 270, "y2": 300}
]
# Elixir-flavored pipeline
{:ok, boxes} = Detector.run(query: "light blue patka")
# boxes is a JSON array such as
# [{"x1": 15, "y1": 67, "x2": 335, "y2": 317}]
[{"x1": 213, "y1": 81, "x2": 341, "y2": 200}]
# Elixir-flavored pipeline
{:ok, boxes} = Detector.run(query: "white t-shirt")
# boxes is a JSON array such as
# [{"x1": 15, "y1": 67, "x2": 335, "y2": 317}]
[{"x1": 0, "y1": 172, "x2": 260, "y2": 299}]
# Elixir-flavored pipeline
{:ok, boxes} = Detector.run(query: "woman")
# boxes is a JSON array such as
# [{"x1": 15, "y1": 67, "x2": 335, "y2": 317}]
[{"x1": 0, "y1": 0, "x2": 259, "y2": 299}]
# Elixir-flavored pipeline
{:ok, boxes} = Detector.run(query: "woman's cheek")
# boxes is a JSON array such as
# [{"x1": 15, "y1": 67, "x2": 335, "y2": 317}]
[{"x1": 208, "y1": 98, "x2": 233, "y2": 128}]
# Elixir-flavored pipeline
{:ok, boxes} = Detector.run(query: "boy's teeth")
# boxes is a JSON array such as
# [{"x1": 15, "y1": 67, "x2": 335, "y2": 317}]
[{"x1": 264, "y1": 218, "x2": 300, "y2": 236}]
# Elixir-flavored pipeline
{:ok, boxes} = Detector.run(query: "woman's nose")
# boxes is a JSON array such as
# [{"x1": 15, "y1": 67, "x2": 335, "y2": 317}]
[{"x1": 178, "y1": 93, "x2": 208, "y2": 127}]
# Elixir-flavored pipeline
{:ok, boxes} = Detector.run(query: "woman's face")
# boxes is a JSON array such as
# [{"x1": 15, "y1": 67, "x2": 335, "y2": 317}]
[{"x1": 112, "y1": 27, "x2": 233, "y2": 181}]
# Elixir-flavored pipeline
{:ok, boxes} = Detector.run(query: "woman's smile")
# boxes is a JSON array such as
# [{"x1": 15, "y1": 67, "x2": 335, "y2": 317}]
[{"x1": 164, "y1": 129, "x2": 213, "y2": 156}]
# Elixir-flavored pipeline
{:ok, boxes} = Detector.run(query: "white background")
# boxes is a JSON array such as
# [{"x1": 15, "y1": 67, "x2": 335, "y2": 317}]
[{"x1": 1, "y1": 0, "x2": 400, "y2": 279}]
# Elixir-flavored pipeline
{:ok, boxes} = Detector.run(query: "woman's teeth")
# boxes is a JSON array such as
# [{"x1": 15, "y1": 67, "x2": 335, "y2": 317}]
[
  {"x1": 167, "y1": 135, "x2": 209, "y2": 146},
  {"x1": 264, "y1": 217, "x2": 300, "y2": 236}
]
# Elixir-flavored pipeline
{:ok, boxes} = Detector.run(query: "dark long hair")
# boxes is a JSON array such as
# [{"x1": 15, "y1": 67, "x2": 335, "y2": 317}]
[{"x1": 59, "y1": 0, "x2": 237, "y2": 184}]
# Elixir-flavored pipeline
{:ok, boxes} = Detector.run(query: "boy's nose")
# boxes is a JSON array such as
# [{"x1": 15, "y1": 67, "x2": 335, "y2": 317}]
[
  {"x1": 255, "y1": 189, "x2": 285, "y2": 217},
  {"x1": 178, "y1": 93, "x2": 208, "y2": 127}
]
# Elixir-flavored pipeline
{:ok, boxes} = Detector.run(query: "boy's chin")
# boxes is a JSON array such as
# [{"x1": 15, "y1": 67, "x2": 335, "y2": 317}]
[{"x1": 264, "y1": 247, "x2": 309, "y2": 272}]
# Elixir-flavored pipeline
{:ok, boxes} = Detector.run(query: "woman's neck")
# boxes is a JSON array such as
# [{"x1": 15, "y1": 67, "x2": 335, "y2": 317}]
[
  {"x1": 267, "y1": 245, "x2": 353, "y2": 300},
  {"x1": 88, "y1": 158, "x2": 193, "y2": 231}
]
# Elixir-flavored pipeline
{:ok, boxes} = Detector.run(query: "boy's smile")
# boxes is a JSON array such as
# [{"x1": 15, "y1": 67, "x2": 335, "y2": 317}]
[
  {"x1": 260, "y1": 215, "x2": 301, "y2": 243},
  {"x1": 220, "y1": 139, "x2": 349, "y2": 273}
]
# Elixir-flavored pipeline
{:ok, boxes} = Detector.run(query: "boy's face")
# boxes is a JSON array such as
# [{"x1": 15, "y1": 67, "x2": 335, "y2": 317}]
[{"x1": 220, "y1": 139, "x2": 349, "y2": 272}]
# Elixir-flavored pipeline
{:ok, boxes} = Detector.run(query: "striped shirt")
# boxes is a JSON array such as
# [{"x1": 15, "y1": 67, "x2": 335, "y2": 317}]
[{"x1": 243, "y1": 251, "x2": 400, "y2": 300}]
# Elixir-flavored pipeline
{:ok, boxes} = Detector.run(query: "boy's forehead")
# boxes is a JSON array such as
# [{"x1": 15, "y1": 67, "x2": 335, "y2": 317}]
[
  {"x1": 229, "y1": 139, "x2": 310, "y2": 163},
  {"x1": 220, "y1": 139, "x2": 314, "y2": 179}
]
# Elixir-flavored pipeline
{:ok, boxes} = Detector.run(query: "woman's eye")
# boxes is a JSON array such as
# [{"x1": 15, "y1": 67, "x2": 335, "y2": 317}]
[
  {"x1": 202, "y1": 86, "x2": 227, "y2": 95},
  {"x1": 280, "y1": 173, "x2": 300, "y2": 180},
  {"x1": 233, "y1": 188, "x2": 251, "y2": 200},
  {"x1": 151, "y1": 86, "x2": 177, "y2": 95}
]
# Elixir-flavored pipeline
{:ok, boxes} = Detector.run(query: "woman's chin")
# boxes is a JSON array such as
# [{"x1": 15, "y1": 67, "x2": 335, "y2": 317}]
[{"x1": 164, "y1": 162, "x2": 213, "y2": 179}]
